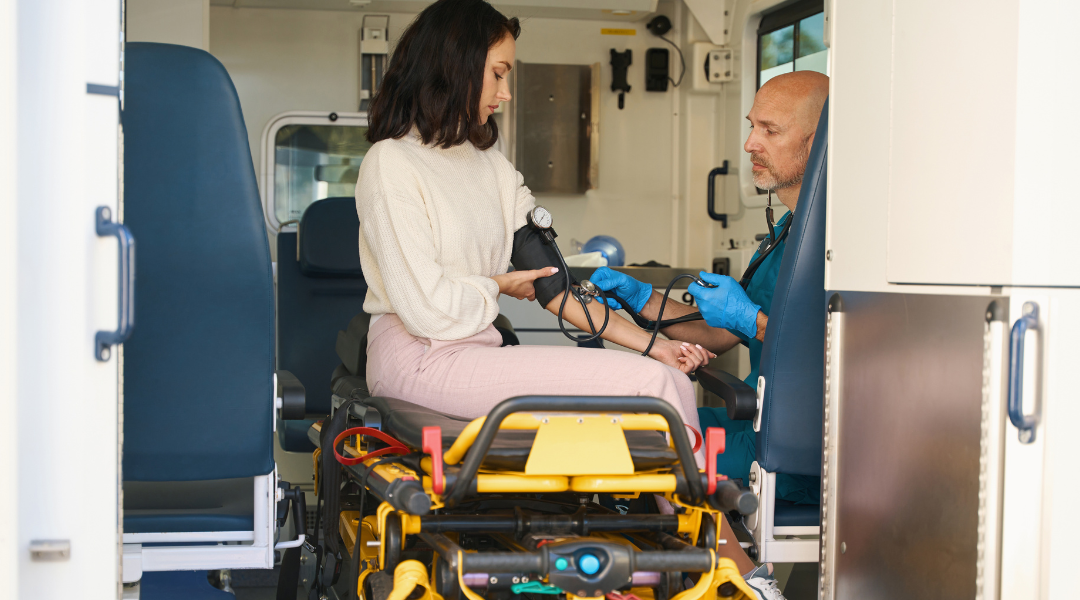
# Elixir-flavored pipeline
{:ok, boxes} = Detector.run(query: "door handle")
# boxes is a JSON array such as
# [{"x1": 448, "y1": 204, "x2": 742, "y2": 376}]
[
  {"x1": 1007, "y1": 301, "x2": 1040, "y2": 443},
  {"x1": 95, "y1": 206, "x2": 135, "y2": 361}
]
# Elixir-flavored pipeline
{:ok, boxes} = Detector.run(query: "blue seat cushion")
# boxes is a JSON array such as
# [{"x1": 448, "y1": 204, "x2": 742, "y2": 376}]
[
  {"x1": 299, "y1": 196, "x2": 364, "y2": 277},
  {"x1": 125, "y1": 513, "x2": 254, "y2": 534},
  {"x1": 124, "y1": 478, "x2": 254, "y2": 534},
  {"x1": 774, "y1": 500, "x2": 821, "y2": 527},
  {"x1": 140, "y1": 571, "x2": 235, "y2": 599}
]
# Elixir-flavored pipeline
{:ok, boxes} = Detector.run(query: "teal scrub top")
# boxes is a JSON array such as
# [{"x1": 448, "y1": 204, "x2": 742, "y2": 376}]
[
  {"x1": 698, "y1": 210, "x2": 820, "y2": 505},
  {"x1": 736, "y1": 210, "x2": 791, "y2": 387}
]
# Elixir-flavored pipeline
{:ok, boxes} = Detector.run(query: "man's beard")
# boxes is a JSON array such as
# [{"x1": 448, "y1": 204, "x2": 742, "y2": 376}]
[{"x1": 751, "y1": 146, "x2": 809, "y2": 191}]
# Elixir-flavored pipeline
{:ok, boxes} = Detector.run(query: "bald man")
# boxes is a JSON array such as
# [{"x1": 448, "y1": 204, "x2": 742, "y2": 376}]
[{"x1": 591, "y1": 71, "x2": 830, "y2": 505}]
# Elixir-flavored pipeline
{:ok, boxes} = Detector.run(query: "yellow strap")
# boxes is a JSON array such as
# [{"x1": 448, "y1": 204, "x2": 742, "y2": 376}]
[
  {"x1": 386, "y1": 560, "x2": 444, "y2": 600},
  {"x1": 312, "y1": 448, "x2": 321, "y2": 494},
  {"x1": 455, "y1": 551, "x2": 486, "y2": 600}
]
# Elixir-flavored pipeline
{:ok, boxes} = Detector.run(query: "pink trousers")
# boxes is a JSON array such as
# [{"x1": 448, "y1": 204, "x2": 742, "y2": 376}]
[{"x1": 366, "y1": 314, "x2": 702, "y2": 461}]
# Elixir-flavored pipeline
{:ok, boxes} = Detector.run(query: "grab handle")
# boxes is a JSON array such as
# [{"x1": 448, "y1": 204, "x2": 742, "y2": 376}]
[
  {"x1": 1007, "y1": 302, "x2": 1040, "y2": 443},
  {"x1": 706, "y1": 161, "x2": 729, "y2": 227},
  {"x1": 95, "y1": 206, "x2": 135, "y2": 361}
]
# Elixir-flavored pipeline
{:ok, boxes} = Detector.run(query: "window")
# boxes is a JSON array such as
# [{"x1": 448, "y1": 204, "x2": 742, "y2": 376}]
[
  {"x1": 260, "y1": 112, "x2": 370, "y2": 231},
  {"x1": 757, "y1": 0, "x2": 827, "y2": 88}
]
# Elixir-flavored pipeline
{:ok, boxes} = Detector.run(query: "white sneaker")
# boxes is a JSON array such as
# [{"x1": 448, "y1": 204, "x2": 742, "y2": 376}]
[{"x1": 743, "y1": 564, "x2": 786, "y2": 600}]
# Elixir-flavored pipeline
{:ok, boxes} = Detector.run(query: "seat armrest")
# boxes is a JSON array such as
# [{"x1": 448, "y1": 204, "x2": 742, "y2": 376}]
[
  {"x1": 696, "y1": 367, "x2": 757, "y2": 420},
  {"x1": 276, "y1": 370, "x2": 306, "y2": 420}
]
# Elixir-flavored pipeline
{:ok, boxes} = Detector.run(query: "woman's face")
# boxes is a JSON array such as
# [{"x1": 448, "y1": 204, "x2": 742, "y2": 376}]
[{"x1": 478, "y1": 33, "x2": 515, "y2": 125}]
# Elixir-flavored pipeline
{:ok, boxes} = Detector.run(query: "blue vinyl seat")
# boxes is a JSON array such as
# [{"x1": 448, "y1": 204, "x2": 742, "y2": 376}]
[
  {"x1": 699, "y1": 99, "x2": 829, "y2": 563},
  {"x1": 276, "y1": 196, "x2": 368, "y2": 452},
  {"x1": 121, "y1": 42, "x2": 304, "y2": 585}
]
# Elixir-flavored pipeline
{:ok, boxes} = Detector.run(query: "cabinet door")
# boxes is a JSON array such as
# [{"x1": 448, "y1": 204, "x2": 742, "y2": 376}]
[
  {"x1": 12, "y1": 0, "x2": 123, "y2": 597},
  {"x1": 884, "y1": 0, "x2": 1080, "y2": 288},
  {"x1": 999, "y1": 290, "x2": 1080, "y2": 599}
]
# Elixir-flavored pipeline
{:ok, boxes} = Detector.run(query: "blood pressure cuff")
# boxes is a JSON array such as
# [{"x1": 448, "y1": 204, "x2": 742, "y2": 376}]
[{"x1": 510, "y1": 225, "x2": 575, "y2": 308}]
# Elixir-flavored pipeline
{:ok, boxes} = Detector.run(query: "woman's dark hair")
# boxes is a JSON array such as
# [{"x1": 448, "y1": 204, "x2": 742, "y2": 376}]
[{"x1": 366, "y1": 0, "x2": 520, "y2": 150}]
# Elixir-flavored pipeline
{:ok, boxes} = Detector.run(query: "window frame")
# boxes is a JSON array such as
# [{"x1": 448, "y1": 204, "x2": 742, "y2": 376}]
[
  {"x1": 737, "y1": 0, "x2": 828, "y2": 209},
  {"x1": 755, "y1": 0, "x2": 825, "y2": 89},
  {"x1": 258, "y1": 110, "x2": 369, "y2": 233}
]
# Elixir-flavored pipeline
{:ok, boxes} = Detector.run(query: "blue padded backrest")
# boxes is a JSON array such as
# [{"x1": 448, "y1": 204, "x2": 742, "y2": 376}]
[
  {"x1": 123, "y1": 43, "x2": 274, "y2": 481},
  {"x1": 278, "y1": 197, "x2": 367, "y2": 421},
  {"x1": 299, "y1": 197, "x2": 365, "y2": 277},
  {"x1": 756, "y1": 99, "x2": 829, "y2": 476}
]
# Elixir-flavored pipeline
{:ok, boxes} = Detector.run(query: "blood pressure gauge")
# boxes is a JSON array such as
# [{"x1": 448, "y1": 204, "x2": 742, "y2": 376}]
[{"x1": 528, "y1": 206, "x2": 553, "y2": 230}]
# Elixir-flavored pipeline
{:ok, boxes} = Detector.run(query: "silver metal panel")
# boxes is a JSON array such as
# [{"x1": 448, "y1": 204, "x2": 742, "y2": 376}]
[
  {"x1": 829, "y1": 292, "x2": 1004, "y2": 600},
  {"x1": 514, "y1": 62, "x2": 596, "y2": 194}
]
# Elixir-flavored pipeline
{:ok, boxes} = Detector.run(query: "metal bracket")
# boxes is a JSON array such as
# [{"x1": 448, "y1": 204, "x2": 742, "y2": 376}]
[{"x1": 30, "y1": 540, "x2": 70, "y2": 562}]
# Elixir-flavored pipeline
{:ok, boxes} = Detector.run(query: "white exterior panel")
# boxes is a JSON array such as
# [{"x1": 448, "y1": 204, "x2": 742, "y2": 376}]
[{"x1": 15, "y1": 0, "x2": 121, "y2": 597}]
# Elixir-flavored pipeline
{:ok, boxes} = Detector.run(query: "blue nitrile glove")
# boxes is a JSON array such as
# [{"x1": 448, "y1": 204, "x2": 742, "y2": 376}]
[
  {"x1": 687, "y1": 271, "x2": 762, "y2": 340},
  {"x1": 589, "y1": 267, "x2": 652, "y2": 313}
]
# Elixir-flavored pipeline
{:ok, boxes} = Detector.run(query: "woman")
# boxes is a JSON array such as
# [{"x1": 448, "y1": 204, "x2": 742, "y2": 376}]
[{"x1": 355, "y1": 0, "x2": 711, "y2": 449}]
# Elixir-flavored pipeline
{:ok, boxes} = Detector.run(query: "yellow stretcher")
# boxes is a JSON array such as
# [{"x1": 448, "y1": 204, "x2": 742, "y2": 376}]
[{"x1": 308, "y1": 395, "x2": 760, "y2": 600}]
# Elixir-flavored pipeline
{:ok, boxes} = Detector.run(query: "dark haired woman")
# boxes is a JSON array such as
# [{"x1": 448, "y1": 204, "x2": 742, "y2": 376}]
[{"x1": 355, "y1": 0, "x2": 712, "y2": 459}]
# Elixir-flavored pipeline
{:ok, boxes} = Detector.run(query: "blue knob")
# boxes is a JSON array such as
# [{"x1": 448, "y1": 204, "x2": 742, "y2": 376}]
[{"x1": 579, "y1": 554, "x2": 600, "y2": 575}]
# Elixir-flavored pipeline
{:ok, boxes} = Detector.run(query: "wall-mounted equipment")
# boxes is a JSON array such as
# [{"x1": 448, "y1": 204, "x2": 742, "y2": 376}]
[
  {"x1": 504, "y1": 61, "x2": 600, "y2": 194},
  {"x1": 645, "y1": 15, "x2": 685, "y2": 89},
  {"x1": 691, "y1": 43, "x2": 733, "y2": 92},
  {"x1": 645, "y1": 48, "x2": 670, "y2": 91},
  {"x1": 609, "y1": 49, "x2": 632, "y2": 109},
  {"x1": 358, "y1": 15, "x2": 389, "y2": 111}
]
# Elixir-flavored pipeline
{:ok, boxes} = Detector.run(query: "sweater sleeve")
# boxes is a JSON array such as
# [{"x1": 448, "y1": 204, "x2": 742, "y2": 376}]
[
  {"x1": 359, "y1": 160, "x2": 501, "y2": 340},
  {"x1": 512, "y1": 163, "x2": 536, "y2": 230}
]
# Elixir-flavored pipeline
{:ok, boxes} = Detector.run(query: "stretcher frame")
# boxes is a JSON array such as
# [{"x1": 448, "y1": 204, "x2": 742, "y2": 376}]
[{"x1": 310, "y1": 396, "x2": 761, "y2": 600}]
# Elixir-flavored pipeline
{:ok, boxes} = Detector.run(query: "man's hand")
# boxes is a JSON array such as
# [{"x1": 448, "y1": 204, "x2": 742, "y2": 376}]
[
  {"x1": 493, "y1": 267, "x2": 559, "y2": 301},
  {"x1": 687, "y1": 271, "x2": 762, "y2": 340},
  {"x1": 589, "y1": 267, "x2": 652, "y2": 312}
]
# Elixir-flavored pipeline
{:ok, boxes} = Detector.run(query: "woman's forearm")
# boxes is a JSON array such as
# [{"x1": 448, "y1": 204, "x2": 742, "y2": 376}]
[{"x1": 543, "y1": 292, "x2": 653, "y2": 352}]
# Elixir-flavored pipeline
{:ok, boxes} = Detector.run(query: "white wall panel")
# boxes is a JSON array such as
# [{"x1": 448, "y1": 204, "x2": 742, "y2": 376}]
[
  {"x1": 128, "y1": 0, "x2": 210, "y2": 50},
  {"x1": 0, "y1": 0, "x2": 17, "y2": 594},
  {"x1": 822, "y1": 0, "x2": 892, "y2": 293},
  {"x1": 1011, "y1": 0, "x2": 1080, "y2": 287}
]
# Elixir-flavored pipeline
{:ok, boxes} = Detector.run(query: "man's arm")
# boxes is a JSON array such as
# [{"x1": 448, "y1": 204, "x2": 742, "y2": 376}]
[{"x1": 634, "y1": 290, "x2": 767, "y2": 352}]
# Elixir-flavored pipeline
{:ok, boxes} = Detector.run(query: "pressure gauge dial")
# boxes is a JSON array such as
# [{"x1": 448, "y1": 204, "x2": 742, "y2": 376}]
[{"x1": 528, "y1": 206, "x2": 553, "y2": 230}]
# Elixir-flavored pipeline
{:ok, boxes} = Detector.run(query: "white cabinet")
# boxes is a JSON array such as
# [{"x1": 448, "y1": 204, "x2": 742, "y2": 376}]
[{"x1": 829, "y1": 0, "x2": 1080, "y2": 291}]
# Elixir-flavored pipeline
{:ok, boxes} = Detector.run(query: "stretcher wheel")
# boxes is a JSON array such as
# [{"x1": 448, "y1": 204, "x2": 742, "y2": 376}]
[
  {"x1": 363, "y1": 570, "x2": 393, "y2": 600},
  {"x1": 383, "y1": 514, "x2": 403, "y2": 574},
  {"x1": 654, "y1": 570, "x2": 683, "y2": 600},
  {"x1": 696, "y1": 513, "x2": 718, "y2": 552},
  {"x1": 433, "y1": 554, "x2": 461, "y2": 600}
]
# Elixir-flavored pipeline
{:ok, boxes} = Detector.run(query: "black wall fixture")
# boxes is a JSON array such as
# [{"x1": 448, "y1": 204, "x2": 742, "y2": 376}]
[
  {"x1": 610, "y1": 49, "x2": 632, "y2": 109},
  {"x1": 645, "y1": 48, "x2": 670, "y2": 91}
]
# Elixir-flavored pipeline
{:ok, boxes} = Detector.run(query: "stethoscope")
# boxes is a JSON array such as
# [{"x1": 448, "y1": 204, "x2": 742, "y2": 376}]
[{"x1": 528, "y1": 201, "x2": 791, "y2": 353}]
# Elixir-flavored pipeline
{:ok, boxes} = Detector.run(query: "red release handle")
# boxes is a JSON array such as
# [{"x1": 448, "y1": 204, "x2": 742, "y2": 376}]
[
  {"x1": 705, "y1": 427, "x2": 726, "y2": 495},
  {"x1": 422, "y1": 426, "x2": 444, "y2": 495}
]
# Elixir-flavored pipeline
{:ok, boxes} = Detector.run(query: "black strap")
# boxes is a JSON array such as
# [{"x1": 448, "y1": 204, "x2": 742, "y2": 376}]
[{"x1": 276, "y1": 547, "x2": 302, "y2": 600}]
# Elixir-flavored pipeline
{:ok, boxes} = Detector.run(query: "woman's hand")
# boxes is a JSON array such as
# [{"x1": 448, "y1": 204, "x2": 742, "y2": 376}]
[
  {"x1": 649, "y1": 339, "x2": 716, "y2": 374},
  {"x1": 492, "y1": 267, "x2": 559, "y2": 301}
]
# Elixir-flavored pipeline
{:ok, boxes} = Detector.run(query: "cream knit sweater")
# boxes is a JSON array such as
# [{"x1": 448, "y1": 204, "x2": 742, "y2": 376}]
[{"x1": 355, "y1": 131, "x2": 535, "y2": 340}]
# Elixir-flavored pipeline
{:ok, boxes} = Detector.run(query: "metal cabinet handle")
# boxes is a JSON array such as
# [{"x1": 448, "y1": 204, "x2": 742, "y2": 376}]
[
  {"x1": 1007, "y1": 302, "x2": 1040, "y2": 443},
  {"x1": 95, "y1": 206, "x2": 135, "y2": 361}
]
